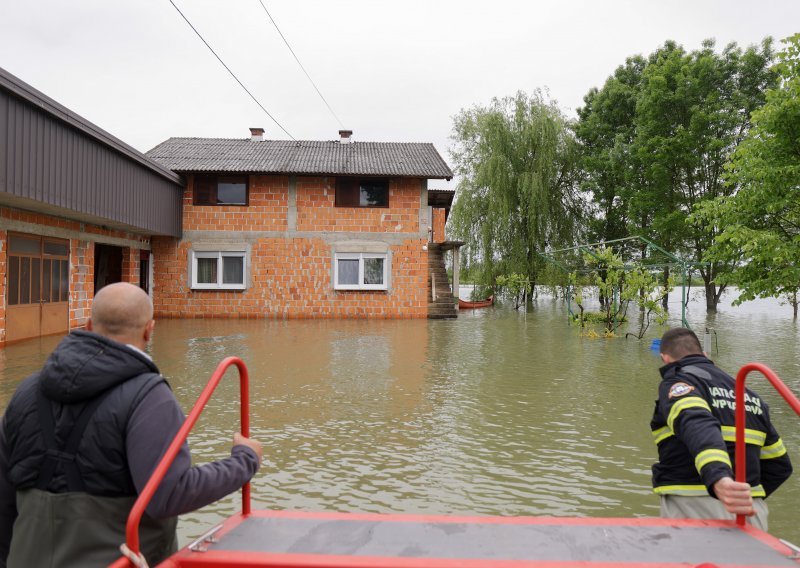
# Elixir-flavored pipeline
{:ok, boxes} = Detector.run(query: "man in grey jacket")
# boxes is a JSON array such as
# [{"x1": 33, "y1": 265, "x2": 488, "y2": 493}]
[{"x1": 0, "y1": 282, "x2": 262, "y2": 567}]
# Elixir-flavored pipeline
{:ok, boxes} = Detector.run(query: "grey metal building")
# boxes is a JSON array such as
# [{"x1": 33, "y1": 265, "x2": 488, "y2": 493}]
[{"x1": 0, "y1": 67, "x2": 184, "y2": 344}]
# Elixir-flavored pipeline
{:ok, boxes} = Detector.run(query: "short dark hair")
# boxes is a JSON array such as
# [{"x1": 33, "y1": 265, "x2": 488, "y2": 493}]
[{"x1": 660, "y1": 327, "x2": 703, "y2": 359}]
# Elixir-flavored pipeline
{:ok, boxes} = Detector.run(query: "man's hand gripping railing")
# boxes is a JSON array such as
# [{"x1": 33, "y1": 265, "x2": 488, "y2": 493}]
[{"x1": 109, "y1": 356, "x2": 251, "y2": 567}]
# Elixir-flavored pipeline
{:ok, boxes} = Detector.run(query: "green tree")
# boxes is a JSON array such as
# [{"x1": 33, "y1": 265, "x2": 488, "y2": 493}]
[
  {"x1": 693, "y1": 34, "x2": 800, "y2": 317},
  {"x1": 495, "y1": 273, "x2": 531, "y2": 310},
  {"x1": 578, "y1": 39, "x2": 777, "y2": 312},
  {"x1": 576, "y1": 56, "x2": 646, "y2": 244},
  {"x1": 634, "y1": 39, "x2": 777, "y2": 312},
  {"x1": 449, "y1": 91, "x2": 584, "y2": 290},
  {"x1": 568, "y1": 247, "x2": 671, "y2": 336}
]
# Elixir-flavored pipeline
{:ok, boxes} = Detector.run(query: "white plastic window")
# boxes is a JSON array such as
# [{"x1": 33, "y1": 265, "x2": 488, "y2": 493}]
[
  {"x1": 334, "y1": 253, "x2": 388, "y2": 290},
  {"x1": 191, "y1": 251, "x2": 246, "y2": 290}
]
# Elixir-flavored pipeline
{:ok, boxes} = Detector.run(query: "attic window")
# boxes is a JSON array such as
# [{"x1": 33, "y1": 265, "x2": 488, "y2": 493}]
[
  {"x1": 335, "y1": 178, "x2": 389, "y2": 207},
  {"x1": 194, "y1": 175, "x2": 248, "y2": 206}
]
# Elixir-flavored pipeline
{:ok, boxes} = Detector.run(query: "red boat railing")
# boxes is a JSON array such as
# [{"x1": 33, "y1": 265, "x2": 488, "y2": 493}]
[
  {"x1": 109, "y1": 356, "x2": 251, "y2": 567},
  {"x1": 734, "y1": 362, "x2": 800, "y2": 527}
]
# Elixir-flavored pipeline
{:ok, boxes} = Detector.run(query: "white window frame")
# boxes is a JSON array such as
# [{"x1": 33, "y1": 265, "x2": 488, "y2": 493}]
[
  {"x1": 334, "y1": 252, "x2": 389, "y2": 290},
  {"x1": 190, "y1": 250, "x2": 247, "y2": 290}
]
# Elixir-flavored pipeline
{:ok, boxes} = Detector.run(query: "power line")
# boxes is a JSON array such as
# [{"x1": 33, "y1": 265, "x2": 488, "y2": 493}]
[
  {"x1": 167, "y1": 0, "x2": 296, "y2": 140},
  {"x1": 255, "y1": 0, "x2": 346, "y2": 129}
]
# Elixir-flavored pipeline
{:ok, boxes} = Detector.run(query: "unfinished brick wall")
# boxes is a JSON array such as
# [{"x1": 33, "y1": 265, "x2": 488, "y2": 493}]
[
  {"x1": 297, "y1": 177, "x2": 421, "y2": 233},
  {"x1": 432, "y1": 208, "x2": 447, "y2": 243},
  {"x1": 121, "y1": 247, "x2": 139, "y2": 285},
  {"x1": 69, "y1": 239, "x2": 94, "y2": 330},
  {"x1": 153, "y1": 236, "x2": 428, "y2": 319},
  {"x1": 153, "y1": 174, "x2": 430, "y2": 319},
  {"x1": 183, "y1": 174, "x2": 288, "y2": 232}
]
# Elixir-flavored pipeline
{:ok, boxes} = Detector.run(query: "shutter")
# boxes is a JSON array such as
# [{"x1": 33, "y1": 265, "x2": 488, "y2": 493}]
[
  {"x1": 335, "y1": 178, "x2": 360, "y2": 207},
  {"x1": 194, "y1": 175, "x2": 216, "y2": 205}
]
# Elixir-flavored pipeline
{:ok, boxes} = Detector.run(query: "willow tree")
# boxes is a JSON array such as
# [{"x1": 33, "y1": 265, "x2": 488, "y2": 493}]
[{"x1": 448, "y1": 91, "x2": 583, "y2": 290}]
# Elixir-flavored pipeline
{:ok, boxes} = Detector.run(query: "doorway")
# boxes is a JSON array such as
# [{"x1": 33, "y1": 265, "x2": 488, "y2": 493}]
[
  {"x1": 94, "y1": 244, "x2": 123, "y2": 293},
  {"x1": 6, "y1": 233, "x2": 70, "y2": 343},
  {"x1": 139, "y1": 250, "x2": 151, "y2": 294}
]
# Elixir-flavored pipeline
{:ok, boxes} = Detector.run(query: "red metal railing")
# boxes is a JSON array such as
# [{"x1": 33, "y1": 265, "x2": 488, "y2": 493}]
[
  {"x1": 734, "y1": 362, "x2": 800, "y2": 527},
  {"x1": 109, "y1": 357, "x2": 251, "y2": 567}
]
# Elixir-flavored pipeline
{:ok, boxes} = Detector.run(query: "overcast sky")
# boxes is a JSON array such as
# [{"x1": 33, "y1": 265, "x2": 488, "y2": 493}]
[{"x1": 2, "y1": 1, "x2": 798, "y2": 188}]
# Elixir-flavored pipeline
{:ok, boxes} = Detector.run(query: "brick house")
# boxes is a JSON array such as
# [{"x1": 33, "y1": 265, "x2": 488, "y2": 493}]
[
  {"x1": 145, "y1": 129, "x2": 456, "y2": 320},
  {"x1": 1, "y1": 65, "x2": 460, "y2": 345}
]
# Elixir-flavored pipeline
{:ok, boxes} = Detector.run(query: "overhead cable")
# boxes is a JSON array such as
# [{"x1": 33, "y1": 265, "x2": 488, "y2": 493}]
[
  {"x1": 255, "y1": 0, "x2": 346, "y2": 129},
  {"x1": 168, "y1": 0, "x2": 296, "y2": 140}
]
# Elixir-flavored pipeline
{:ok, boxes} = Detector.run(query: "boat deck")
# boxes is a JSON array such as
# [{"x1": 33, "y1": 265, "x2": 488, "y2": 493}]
[{"x1": 160, "y1": 510, "x2": 799, "y2": 568}]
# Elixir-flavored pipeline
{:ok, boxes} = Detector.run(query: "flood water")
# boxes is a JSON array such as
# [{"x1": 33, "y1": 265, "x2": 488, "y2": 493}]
[{"x1": 1, "y1": 287, "x2": 799, "y2": 549}]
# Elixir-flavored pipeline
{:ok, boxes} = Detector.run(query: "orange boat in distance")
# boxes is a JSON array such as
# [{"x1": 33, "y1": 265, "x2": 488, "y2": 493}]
[{"x1": 458, "y1": 295, "x2": 493, "y2": 309}]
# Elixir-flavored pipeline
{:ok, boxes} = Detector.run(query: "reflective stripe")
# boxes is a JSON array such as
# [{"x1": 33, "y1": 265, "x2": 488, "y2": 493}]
[
  {"x1": 667, "y1": 396, "x2": 711, "y2": 431},
  {"x1": 655, "y1": 484, "x2": 766, "y2": 497},
  {"x1": 651, "y1": 426, "x2": 673, "y2": 445},
  {"x1": 720, "y1": 426, "x2": 767, "y2": 446},
  {"x1": 695, "y1": 448, "x2": 732, "y2": 474},
  {"x1": 653, "y1": 485, "x2": 708, "y2": 496},
  {"x1": 761, "y1": 439, "x2": 787, "y2": 460}
]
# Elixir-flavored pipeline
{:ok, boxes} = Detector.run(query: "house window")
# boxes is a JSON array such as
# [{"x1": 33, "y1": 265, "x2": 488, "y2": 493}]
[
  {"x1": 194, "y1": 175, "x2": 248, "y2": 206},
  {"x1": 335, "y1": 178, "x2": 389, "y2": 207},
  {"x1": 334, "y1": 253, "x2": 388, "y2": 290},
  {"x1": 191, "y1": 251, "x2": 246, "y2": 290}
]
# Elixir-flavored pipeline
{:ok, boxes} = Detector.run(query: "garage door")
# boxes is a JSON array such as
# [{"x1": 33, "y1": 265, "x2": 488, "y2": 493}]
[{"x1": 6, "y1": 233, "x2": 70, "y2": 343}]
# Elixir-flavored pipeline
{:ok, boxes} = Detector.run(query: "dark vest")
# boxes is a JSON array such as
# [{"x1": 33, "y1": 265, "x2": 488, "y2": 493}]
[
  {"x1": 4, "y1": 371, "x2": 164, "y2": 495},
  {"x1": 4, "y1": 371, "x2": 178, "y2": 565}
]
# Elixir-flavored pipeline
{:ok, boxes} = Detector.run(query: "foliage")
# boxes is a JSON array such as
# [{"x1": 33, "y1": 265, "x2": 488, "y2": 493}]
[
  {"x1": 469, "y1": 284, "x2": 494, "y2": 302},
  {"x1": 449, "y1": 91, "x2": 585, "y2": 290},
  {"x1": 572, "y1": 311, "x2": 627, "y2": 324},
  {"x1": 692, "y1": 34, "x2": 800, "y2": 317},
  {"x1": 576, "y1": 56, "x2": 646, "y2": 244},
  {"x1": 568, "y1": 248, "x2": 672, "y2": 337},
  {"x1": 577, "y1": 38, "x2": 778, "y2": 312},
  {"x1": 495, "y1": 273, "x2": 531, "y2": 310}
]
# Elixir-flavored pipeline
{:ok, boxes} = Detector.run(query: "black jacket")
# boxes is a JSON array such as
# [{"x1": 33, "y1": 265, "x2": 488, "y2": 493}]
[
  {"x1": 0, "y1": 330, "x2": 260, "y2": 566},
  {"x1": 651, "y1": 355, "x2": 792, "y2": 499},
  {"x1": 3, "y1": 331, "x2": 163, "y2": 496}
]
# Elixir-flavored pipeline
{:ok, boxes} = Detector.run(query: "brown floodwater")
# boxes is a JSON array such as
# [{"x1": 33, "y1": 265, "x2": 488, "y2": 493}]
[{"x1": 1, "y1": 288, "x2": 798, "y2": 549}]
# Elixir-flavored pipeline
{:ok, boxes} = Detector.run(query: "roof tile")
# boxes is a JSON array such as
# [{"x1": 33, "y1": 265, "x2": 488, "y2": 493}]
[{"x1": 146, "y1": 138, "x2": 453, "y2": 179}]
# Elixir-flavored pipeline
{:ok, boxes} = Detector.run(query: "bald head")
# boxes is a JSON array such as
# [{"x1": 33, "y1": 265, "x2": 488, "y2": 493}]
[{"x1": 89, "y1": 283, "x2": 154, "y2": 347}]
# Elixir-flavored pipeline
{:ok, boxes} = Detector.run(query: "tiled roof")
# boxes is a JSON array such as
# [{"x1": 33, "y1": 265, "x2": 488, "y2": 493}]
[{"x1": 146, "y1": 138, "x2": 453, "y2": 179}]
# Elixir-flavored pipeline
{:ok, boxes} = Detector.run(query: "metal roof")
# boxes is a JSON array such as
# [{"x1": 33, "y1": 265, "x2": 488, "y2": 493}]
[
  {"x1": 0, "y1": 66, "x2": 182, "y2": 186},
  {"x1": 146, "y1": 138, "x2": 453, "y2": 180}
]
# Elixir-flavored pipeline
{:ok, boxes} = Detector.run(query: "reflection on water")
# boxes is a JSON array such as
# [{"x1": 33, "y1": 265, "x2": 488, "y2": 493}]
[{"x1": 0, "y1": 288, "x2": 798, "y2": 548}]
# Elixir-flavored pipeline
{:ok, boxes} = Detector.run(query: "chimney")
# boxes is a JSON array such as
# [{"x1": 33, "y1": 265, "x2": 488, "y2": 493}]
[
  {"x1": 339, "y1": 129, "x2": 353, "y2": 144},
  {"x1": 249, "y1": 127, "x2": 265, "y2": 142}
]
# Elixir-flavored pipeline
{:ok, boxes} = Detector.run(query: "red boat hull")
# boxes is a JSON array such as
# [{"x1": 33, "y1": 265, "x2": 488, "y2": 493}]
[{"x1": 458, "y1": 295, "x2": 493, "y2": 309}]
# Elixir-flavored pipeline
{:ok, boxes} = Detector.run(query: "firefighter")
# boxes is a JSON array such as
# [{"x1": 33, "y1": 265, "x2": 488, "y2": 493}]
[{"x1": 651, "y1": 327, "x2": 792, "y2": 530}]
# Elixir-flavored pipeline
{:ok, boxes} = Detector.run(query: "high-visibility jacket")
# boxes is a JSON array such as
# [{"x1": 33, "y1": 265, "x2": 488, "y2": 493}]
[{"x1": 651, "y1": 355, "x2": 792, "y2": 498}]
